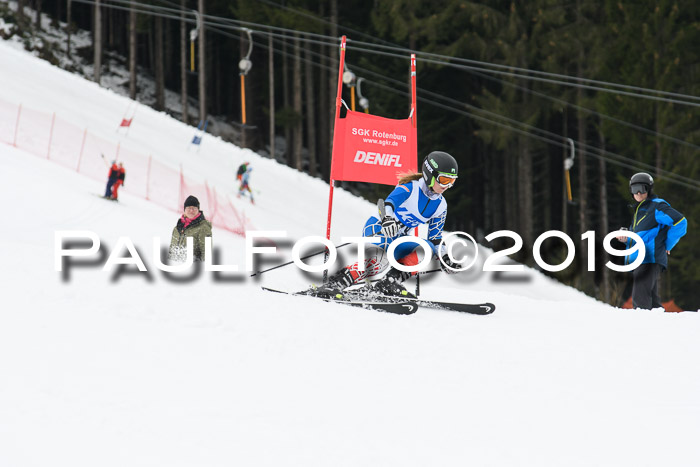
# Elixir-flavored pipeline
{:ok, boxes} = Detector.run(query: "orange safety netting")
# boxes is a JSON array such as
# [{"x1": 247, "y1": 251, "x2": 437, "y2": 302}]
[{"x1": 0, "y1": 97, "x2": 255, "y2": 237}]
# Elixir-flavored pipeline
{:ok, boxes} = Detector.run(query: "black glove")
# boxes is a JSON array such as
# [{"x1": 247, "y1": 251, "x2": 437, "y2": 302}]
[
  {"x1": 440, "y1": 254, "x2": 462, "y2": 274},
  {"x1": 380, "y1": 216, "x2": 399, "y2": 238}
]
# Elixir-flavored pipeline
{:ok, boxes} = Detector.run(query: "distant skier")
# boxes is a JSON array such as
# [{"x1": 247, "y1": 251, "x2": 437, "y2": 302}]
[
  {"x1": 104, "y1": 160, "x2": 119, "y2": 198},
  {"x1": 315, "y1": 151, "x2": 463, "y2": 299},
  {"x1": 169, "y1": 195, "x2": 213, "y2": 262},
  {"x1": 237, "y1": 166, "x2": 254, "y2": 204},
  {"x1": 111, "y1": 162, "x2": 126, "y2": 200},
  {"x1": 616, "y1": 172, "x2": 687, "y2": 309},
  {"x1": 236, "y1": 162, "x2": 249, "y2": 182}
]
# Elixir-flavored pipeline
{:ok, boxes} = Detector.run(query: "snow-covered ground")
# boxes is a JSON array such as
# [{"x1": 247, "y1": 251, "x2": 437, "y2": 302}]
[{"x1": 1, "y1": 31, "x2": 699, "y2": 467}]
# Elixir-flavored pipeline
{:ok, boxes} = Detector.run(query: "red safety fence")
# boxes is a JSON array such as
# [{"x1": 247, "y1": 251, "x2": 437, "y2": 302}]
[{"x1": 0, "y1": 97, "x2": 255, "y2": 236}]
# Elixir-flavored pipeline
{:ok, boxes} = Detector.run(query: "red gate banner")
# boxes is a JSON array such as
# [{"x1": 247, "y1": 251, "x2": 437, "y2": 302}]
[{"x1": 331, "y1": 110, "x2": 417, "y2": 186}]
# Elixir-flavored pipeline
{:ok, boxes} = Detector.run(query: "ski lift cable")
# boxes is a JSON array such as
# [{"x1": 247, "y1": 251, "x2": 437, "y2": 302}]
[
  {"x1": 348, "y1": 44, "x2": 700, "y2": 109},
  {"x1": 463, "y1": 67, "x2": 700, "y2": 153},
  {"x1": 347, "y1": 38, "x2": 700, "y2": 104},
  {"x1": 340, "y1": 57, "x2": 700, "y2": 157},
  {"x1": 364, "y1": 79, "x2": 700, "y2": 191},
  {"x1": 89, "y1": 0, "x2": 700, "y2": 107}
]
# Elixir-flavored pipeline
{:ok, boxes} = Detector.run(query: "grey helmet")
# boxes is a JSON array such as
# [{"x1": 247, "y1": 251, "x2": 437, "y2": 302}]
[
  {"x1": 629, "y1": 172, "x2": 653, "y2": 195},
  {"x1": 422, "y1": 151, "x2": 458, "y2": 188}
]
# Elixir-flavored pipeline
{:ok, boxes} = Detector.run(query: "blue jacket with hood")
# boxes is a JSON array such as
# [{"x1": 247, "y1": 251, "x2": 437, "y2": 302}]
[{"x1": 626, "y1": 195, "x2": 687, "y2": 268}]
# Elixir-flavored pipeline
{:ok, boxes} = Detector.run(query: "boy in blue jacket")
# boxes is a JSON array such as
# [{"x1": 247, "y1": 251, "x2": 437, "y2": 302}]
[{"x1": 617, "y1": 173, "x2": 687, "y2": 309}]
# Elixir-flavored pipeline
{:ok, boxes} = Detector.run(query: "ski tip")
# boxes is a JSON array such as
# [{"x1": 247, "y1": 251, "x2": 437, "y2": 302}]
[
  {"x1": 261, "y1": 286, "x2": 288, "y2": 294},
  {"x1": 368, "y1": 302, "x2": 418, "y2": 315}
]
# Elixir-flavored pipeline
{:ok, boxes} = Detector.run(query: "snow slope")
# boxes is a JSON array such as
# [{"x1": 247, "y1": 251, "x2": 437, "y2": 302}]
[{"x1": 1, "y1": 38, "x2": 699, "y2": 467}]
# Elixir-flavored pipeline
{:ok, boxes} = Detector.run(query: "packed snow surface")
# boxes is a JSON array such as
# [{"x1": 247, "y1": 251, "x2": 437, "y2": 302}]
[{"x1": 1, "y1": 38, "x2": 699, "y2": 467}]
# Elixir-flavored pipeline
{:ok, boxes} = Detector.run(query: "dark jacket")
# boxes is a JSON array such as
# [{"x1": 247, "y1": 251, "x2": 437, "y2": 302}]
[
  {"x1": 169, "y1": 213, "x2": 213, "y2": 262},
  {"x1": 626, "y1": 195, "x2": 687, "y2": 268},
  {"x1": 107, "y1": 164, "x2": 119, "y2": 181}
]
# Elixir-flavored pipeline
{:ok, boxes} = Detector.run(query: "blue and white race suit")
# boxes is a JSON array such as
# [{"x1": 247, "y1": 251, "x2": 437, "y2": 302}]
[{"x1": 363, "y1": 178, "x2": 449, "y2": 261}]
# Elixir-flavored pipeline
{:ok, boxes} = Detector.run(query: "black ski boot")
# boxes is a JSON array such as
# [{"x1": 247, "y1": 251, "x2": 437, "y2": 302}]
[
  {"x1": 373, "y1": 267, "x2": 416, "y2": 299},
  {"x1": 306, "y1": 267, "x2": 355, "y2": 299}
]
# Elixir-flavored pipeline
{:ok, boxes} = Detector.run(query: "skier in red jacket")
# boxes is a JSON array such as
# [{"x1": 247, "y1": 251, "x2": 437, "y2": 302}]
[
  {"x1": 111, "y1": 163, "x2": 126, "y2": 200},
  {"x1": 104, "y1": 161, "x2": 119, "y2": 198}
]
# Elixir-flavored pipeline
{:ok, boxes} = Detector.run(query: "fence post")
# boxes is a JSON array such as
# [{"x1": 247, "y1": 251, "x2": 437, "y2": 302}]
[
  {"x1": 76, "y1": 128, "x2": 88, "y2": 173},
  {"x1": 178, "y1": 164, "x2": 184, "y2": 211},
  {"x1": 47, "y1": 112, "x2": 56, "y2": 159},
  {"x1": 13, "y1": 104, "x2": 22, "y2": 147},
  {"x1": 146, "y1": 154, "x2": 152, "y2": 200}
]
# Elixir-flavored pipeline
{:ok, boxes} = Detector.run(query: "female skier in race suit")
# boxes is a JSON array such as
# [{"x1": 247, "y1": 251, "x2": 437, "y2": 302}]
[{"x1": 319, "y1": 151, "x2": 462, "y2": 298}]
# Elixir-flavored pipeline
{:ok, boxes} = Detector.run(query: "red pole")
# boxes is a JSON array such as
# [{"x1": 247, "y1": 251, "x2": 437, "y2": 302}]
[
  {"x1": 325, "y1": 36, "x2": 347, "y2": 243},
  {"x1": 47, "y1": 112, "x2": 56, "y2": 159},
  {"x1": 411, "y1": 54, "x2": 421, "y2": 296},
  {"x1": 13, "y1": 104, "x2": 22, "y2": 147},
  {"x1": 76, "y1": 128, "x2": 88, "y2": 173},
  {"x1": 323, "y1": 35, "x2": 347, "y2": 282},
  {"x1": 411, "y1": 54, "x2": 417, "y2": 128}
]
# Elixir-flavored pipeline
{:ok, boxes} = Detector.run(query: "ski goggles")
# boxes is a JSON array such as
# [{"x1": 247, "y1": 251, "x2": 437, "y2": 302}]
[
  {"x1": 435, "y1": 174, "x2": 458, "y2": 187},
  {"x1": 630, "y1": 183, "x2": 648, "y2": 194}
]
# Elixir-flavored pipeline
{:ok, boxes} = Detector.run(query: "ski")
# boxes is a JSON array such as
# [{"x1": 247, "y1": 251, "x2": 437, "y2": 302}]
[
  {"x1": 261, "y1": 287, "x2": 418, "y2": 315},
  {"x1": 409, "y1": 298, "x2": 495, "y2": 315},
  {"x1": 94, "y1": 194, "x2": 119, "y2": 202},
  {"x1": 342, "y1": 288, "x2": 496, "y2": 315}
]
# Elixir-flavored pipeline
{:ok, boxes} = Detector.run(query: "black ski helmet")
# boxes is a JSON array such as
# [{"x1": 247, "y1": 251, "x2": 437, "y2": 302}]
[
  {"x1": 422, "y1": 151, "x2": 458, "y2": 188},
  {"x1": 629, "y1": 172, "x2": 653, "y2": 195}
]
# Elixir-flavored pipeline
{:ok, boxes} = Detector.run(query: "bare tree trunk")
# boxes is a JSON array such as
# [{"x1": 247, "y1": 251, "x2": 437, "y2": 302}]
[
  {"x1": 504, "y1": 146, "x2": 517, "y2": 232},
  {"x1": 35, "y1": 0, "x2": 42, "y2": 30},
  {"x1": 654, "y1": 104, "x2": 662, "y2": 177},
  {"x1": 293, "y1": 35, "x2": 304, "y2": 171},
  {"x1": 268, "y1": 33, "x2": 275, "y2": 159},
  {"x1": 164, "y1": 18, "x2": 172, "y2": 86},
  {"x1": 598, "y1": 127, "x2": 610, "y2": 303},
  {"x1": 66, "y1": 0, "x2": 72, "y2": 58},
  {"x1": 328, "y1": 0, "x2": 338, "y2": 162},
  {"x1": 577, "y1": 84, "x2": 589, "y2": 286},
  {"x1": 304, "y1": 43, "x2": 317, "y2": 177},
  {"x1": 282, "y1": 34, "x2": 291, "y2": 166},
  {"x1": 107, "y1": 2, "x2": 113, "y2": 47},
  {"x1": 519, "y1": 136, "x2": 533, "y2": 248},
  {"x1": 215, "y1": 43, "x2": 222, "y2": 116},
  {"x1": 154, "y1": 15, "x2": 165, "y2": 111},
  {"x1": 575, "y1": 1, "x2": 592, "y2": 290},
  {"x1": 180, "y1": 0, "x2": 188, "y2": 124},
  {"x1": 198, "y1": 0, "x2": 206, "y2": 122},
  {"x1": 318, "y1": 2, "x2": 329, "y2": 180},
  {"x1": 129, "y1": 1, "x2": 136, "y2": 99},
  {"x1": 93, "y1": 0, "x2": 102, "y2": 84},
  {"x1": 17, "y1": 0, "x2": 25, "y2": 23},
  {"x1": 53, "y1": 0, "x2": 60, "y2": 29}
]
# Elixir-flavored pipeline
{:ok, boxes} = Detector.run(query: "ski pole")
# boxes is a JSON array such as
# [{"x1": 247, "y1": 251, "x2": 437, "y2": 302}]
[
  {"x1": 418, "y1": 268, "x2": 441, "y2": 275},
  {"x1": 250, "y1": 242, "x2": 352, "y2": 277}
]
